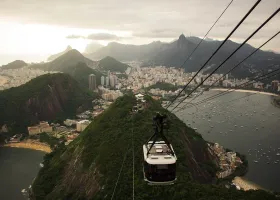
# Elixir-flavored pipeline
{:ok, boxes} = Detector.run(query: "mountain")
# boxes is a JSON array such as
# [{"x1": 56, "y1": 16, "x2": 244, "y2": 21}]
[
  {"x1": 47, "y1": 46, "x2": 73, "y2": 61},
  {"x1": 31, "y1": 49, "x2": 101, "y2": 87},
  {"x1": 90, "y1": 34, "x2": 280, "y2": 78},
  {"x1": 84, "y1": 42, "x2": 104, "y2": 54},
  {"x1": 31, "y1": 95, "x2": 276, "y2": 200},
  {"x1": 63, "y1": 62, "x2": 103, "y2": 87},
  {"x1": 87, "y1": 41, "x2": 167, "y2": 61},
  {"x1": 35, "y1": 49, "x2": 98, "y2": 71},
  {"x1": 98, "y1": 56, "x2": 130, "y2": 72},
  {"x1": 0, "y1": 60, "x2": 27, "y2": 70},
  {"x1": 0, "y1": 73, "x2": 95, "y2": 132}
]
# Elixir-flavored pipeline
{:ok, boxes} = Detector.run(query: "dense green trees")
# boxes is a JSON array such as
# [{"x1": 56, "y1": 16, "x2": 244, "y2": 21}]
[{"x1": 31, "y1": 95, "x2": 277, "y2": 200}]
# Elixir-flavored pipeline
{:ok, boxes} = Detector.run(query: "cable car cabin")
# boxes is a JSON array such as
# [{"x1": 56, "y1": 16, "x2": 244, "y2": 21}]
[{"x1": 143, "y1": 141, "x2": 177, "y2": 185}]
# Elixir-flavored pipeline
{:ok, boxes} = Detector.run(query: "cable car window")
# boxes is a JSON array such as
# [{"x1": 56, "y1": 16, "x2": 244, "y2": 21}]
[{"x1": 157, "y1": 164, "x2": 168, "y2": 169}]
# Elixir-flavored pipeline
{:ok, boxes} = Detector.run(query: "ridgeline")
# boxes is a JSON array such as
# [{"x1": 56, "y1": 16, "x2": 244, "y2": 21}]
[{"x1": 31, "y1": 95, "x2": 276, "y2": 200}]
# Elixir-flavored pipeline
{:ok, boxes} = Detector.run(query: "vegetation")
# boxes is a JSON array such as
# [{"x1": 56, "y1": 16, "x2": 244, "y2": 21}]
[
  {"x1": 0, "y1": 73, "x2": 95, "y2": 133},
  {"x1": 116, "y1": 73, "x2": 128, "y2": 79},
  {"x1": 147, "y1": 82, "x2": 179, "y2": 91},
  {"x1": 31, "y1": 95, "x2": 277, "y2": 200},
  {"x1": 99, "y1": 56, "x2": 130, "y2": 72},
  {"x1": 62, "y1": 62, "x2": 104, "y2": 87}
]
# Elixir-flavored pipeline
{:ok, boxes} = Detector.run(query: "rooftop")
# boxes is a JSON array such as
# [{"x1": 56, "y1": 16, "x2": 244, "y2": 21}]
[{"x1": 143, "y1": 141, "x2": 177, "y2": 165}]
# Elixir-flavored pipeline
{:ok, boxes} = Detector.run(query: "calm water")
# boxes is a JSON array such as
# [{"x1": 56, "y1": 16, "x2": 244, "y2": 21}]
[
  {"x1": 0, "y1": 148, "x2": 45, "y2": 200},
  {"x1": 176, "y1": 90, "x2": 280, "y2": 192}
]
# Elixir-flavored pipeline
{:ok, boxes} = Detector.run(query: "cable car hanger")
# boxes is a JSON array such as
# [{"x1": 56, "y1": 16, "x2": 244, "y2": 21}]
[{"x1": 146, "y1": 113, "x2": 174, "y2": 156}]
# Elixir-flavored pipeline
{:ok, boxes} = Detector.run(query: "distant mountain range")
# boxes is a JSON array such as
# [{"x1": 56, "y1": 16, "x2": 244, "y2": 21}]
[
  {"x1": 30, "y1": 49, "x2": 131, "y2": 87},
  {"x1": 88, "y1": 34, "x2": 280, "y2": 78},
  {"x1": 0, "y1": 60, "x2": 27, "y2": 70},
  {"x1": 0, "y1": 73, "x2": 95, "y2": 132}
]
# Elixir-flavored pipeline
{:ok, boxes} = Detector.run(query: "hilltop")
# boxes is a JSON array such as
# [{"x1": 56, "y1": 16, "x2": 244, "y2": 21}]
[
  {"x1": 0, "y1": 60, "x2": 27, "y2": 70},
  {"x1": 31, "y1": 95, "x2": 276, "y2": 200},
  {"x1": 47, "y1": 45, "x2": 73, "y2": 61},
  {"x1": 31, "y1": 49, "x2": 102, "y2": 87},
  {"x1": 32, "y1": 49, "x2": 98, "y2": 71},
  {"x1": 98, "y1": 56, "x2": 130, "y2": 73},
  {"x1": 0, "y1": 73, "x2": 96, "y2": 133}
]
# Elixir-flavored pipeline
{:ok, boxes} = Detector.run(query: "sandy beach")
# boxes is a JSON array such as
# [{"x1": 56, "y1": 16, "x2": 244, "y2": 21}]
[
  {"x1": 3, "y1": 139, "x2": 51, "y2": 153},
  {"x1": 232, "y1": 176, "x2": 263, "y2": 191},
  {"x1": 0, "y1": 75, "x2": 9, "y2": 86},
  {"x1": 211, "y1": 88, "x2": 279, "y2": 97}
]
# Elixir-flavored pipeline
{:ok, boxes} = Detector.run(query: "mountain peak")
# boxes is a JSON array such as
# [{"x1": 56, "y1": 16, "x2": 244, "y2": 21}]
[
  {"x1": 66, "y1": 45, "x2": 72, "y2": 51},
  {"x1": 179, "y1": 34, "x2": 186, "y2": 40}
]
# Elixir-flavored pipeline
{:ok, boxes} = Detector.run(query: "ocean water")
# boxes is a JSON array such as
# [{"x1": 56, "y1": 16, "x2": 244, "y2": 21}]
[
  {"x1": 0, "y1": 147, "x2": 45, "y2": 200},
  {"x1": 176, "y1": 90, "x2": 280, "y2": 192}
]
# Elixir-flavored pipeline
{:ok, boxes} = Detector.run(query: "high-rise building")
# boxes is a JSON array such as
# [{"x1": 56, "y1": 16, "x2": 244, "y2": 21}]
[
  {"x1": 110, "y1": 75, "x2": 115, "y2": 87},
  {"x1": 89, "y1": 74, "x2": 96, "y2": 90},
  {"x1": 106, "y1": 76, "x2": 110, "y2": 86},
  {"x1": 101, "y1": 76, "x2": 105, "y2": 86},
  {"x1": 114, "y1": 75, "x2": 118, "y2": 85}
]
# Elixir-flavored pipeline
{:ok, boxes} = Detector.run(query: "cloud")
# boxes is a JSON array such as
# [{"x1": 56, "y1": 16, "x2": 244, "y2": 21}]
[
  {"x1": 0, "y1": 0, "x2": 280, "y2": 51},
  {"x1": 134, "y1": 29, "x2": 181, "y2": 38},
  {"x1": 87, "y1": 33, "x2": 120, "y2": 40},
  {"x1": 66, "y1": 33, "x2": 120, "y2": 40},
  {"x1": 66, "y1": 35, "x2": 85, "y2": 39}
]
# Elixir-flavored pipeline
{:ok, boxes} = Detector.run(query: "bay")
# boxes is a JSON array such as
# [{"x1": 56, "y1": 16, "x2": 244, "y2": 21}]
[
  {"x1": 176, "y1": 90, "x2": 280, "y2": 192},
  {"x1": 0, "y1": 147, "x2": 45, "y2": 200}
]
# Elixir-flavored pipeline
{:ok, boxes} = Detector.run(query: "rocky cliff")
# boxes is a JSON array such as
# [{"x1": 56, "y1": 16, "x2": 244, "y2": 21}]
[{"x1": 0, "y1": 73, "x2": 95, "y2": 132}]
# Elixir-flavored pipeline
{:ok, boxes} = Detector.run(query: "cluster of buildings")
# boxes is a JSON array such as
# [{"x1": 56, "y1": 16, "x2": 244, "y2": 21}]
[
  {"x1": 99, "y1": 86, "x2": 123, "y2": 101},
  {"x1": 25, "y1": 103, "x2": 108, "y2": 146},
  {"x1": 208, "y1": 143, "x2": 243, "y2": 179},
  {"x1": 100, "y1": 72, "x2": 119, "y2": 89},
  {"x1": 119, "y1": 66, "x2": 187, "y2": 91},
  {"x1": 0, "y1": 67, "x2": 58, "y2": 90},
  {"x1": 115, "y1": 66, "x2": 280, "y2": 95},
  {"x1": 132, "y1": 94, "x2": 146, "y2": 112},
  {"x1": 148, "y1": 88, "x2": 182, "y2": 98},
  {"x1": 27, "y1": 121, "x2": 53, "y2": 135}
]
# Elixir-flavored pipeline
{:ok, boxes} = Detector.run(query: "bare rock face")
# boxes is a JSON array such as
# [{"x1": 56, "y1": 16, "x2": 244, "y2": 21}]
[
  {"x1": 0, "y1": 124, "x2": 8, "y2": 132},
  {"x1": 0, "y1": 73, "x2": 94, "y2": 132}
]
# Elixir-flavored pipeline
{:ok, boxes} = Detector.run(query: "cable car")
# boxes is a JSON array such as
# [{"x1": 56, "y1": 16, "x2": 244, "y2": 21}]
[{"x1": 143, "y1": 113, "x2": 177, "y2": 185}]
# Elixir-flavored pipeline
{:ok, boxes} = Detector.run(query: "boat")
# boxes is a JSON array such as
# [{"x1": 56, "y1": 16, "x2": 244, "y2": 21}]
[
  {"x1": 254, "y1": 160, "x2": 259, "y2": 163},
  {"x1": 276, "y1": 153, "x2": 280, "y2": 156},
  {"x1": 240, "y1": 126, "x2": 243, "y2": 128}
]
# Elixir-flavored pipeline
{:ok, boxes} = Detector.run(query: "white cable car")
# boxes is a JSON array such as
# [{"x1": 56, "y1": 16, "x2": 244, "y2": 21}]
[{"x1": 143, "y1": 113, "x2": 177, "y2": 185}]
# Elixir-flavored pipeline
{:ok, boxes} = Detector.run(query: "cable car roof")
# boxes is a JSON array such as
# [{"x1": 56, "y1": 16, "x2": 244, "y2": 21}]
[{"x1": 143, "y1": 141, "x2": 177, "y2": 165}]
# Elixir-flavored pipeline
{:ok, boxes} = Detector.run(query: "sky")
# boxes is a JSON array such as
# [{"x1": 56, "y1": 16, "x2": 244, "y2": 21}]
[{"x1": 0, "y1": 0, "x2": 279, "y2": 65}]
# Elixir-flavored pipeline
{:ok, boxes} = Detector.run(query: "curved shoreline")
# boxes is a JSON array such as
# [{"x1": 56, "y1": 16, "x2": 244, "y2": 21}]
[
  {"x1": 2, "y1": 140, "x2": 51, "y2": 153},
  {"x1": 211, "y1": 88, "x2": 279, "y2": 97},
  {"x1": 232, "y1": 176, "x2": 261, "y2": 191}
]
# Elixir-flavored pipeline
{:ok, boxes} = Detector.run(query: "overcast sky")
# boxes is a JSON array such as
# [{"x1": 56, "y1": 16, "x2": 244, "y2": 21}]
[{"x1": 0, "y1": 0, "x2": 279, "y2": 64}]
